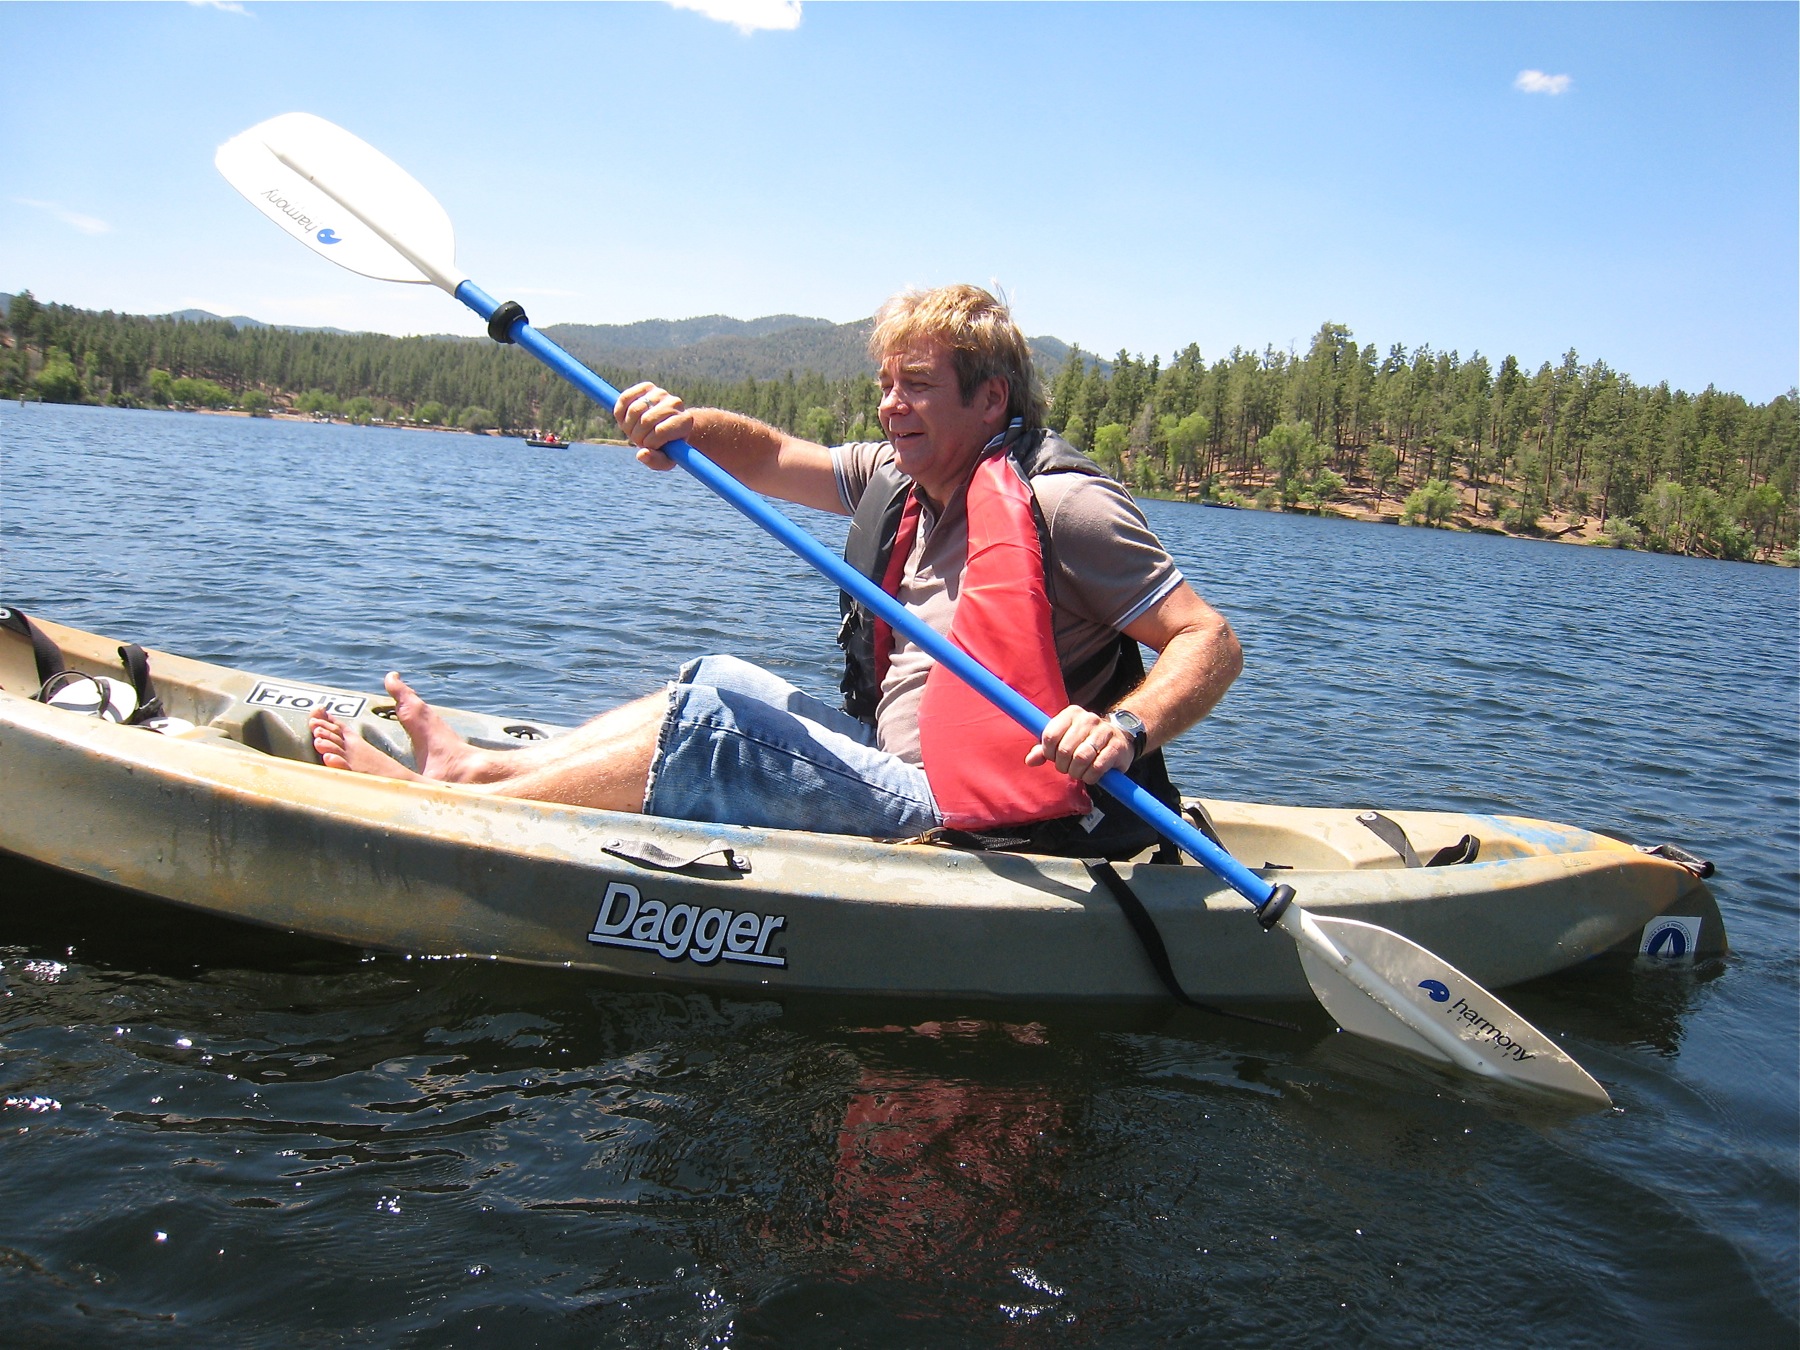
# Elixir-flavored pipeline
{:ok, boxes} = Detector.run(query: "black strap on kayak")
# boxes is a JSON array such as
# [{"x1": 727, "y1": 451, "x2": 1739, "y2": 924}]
[
  {"x1": 116, "y1": 643, "x2": 165, "y2": 724},
  {"x1": 0, "y1": 604, "x2": 67, "y2": 688},
  {"x1": 1082, "y1": 859, "x2": 1297, "y2": 1031},
  {"x1": 1357, "y1": 811, "x2": 1479, "y2": 868},
  {"x1": 1428, "y1": 834, "x2": 1480, "y2": 866}
]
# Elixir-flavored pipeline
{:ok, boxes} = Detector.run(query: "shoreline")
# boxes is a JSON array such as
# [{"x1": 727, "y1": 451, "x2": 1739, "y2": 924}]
[{"x1": 1136, "y1": 479, "x2": 1791, "y2": 562}]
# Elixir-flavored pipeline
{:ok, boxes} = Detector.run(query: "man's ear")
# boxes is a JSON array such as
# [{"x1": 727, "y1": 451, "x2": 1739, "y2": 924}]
[{"x1": 981, "y1": 375, "x2": 1011, "y2": 425}]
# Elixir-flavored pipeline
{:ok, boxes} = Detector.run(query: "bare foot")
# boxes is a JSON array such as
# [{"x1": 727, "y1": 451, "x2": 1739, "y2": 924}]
[
  {"x1": 310, "y1": 707, "x2": 424, "y2": 782},
  {"x1": 380, "y1": 672, "x2": 505, "y2": 783}
]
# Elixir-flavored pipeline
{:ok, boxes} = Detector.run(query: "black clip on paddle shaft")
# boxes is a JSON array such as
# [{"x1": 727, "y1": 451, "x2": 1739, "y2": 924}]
[
  {"x1": 487, "y1": 300, "x2": 529, "y2": 344},
  {"x1": 1257, "y1": 883, "x2": 1296, "y2": 931}
]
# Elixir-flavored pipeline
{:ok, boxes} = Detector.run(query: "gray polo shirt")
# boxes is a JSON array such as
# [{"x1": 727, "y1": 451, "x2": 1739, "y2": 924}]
[{"x1": 831, "y1": 441, "x2": 1183, "y2": 765}]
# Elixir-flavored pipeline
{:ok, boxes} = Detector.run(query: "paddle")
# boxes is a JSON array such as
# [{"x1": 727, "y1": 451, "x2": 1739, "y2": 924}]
[{"x1": 216, "y1": 112, "x2": 1611, "y2": 1106}]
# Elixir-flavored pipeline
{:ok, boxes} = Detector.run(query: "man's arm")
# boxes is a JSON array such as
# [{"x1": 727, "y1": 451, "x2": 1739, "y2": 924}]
[
  {"x1": 1027, "y1": 581, "x2": 1243, "y2": 785},
  {"x1": 615, "y1": 382, "x2": 846, "y2": 516}
]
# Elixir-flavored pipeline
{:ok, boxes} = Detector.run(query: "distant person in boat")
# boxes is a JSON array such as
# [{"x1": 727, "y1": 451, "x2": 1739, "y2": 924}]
[{"x1": 310, "y1": 284, "x2": 1243, "y2": 856}]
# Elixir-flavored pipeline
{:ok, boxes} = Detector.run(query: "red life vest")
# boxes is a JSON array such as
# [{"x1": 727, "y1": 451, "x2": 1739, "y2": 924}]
[{"x1": 871, "y1": 452, "x2": 1093, "y2": 831}]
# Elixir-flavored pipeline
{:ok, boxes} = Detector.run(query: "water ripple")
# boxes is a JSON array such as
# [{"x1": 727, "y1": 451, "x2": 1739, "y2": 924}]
[{"x1": 1, "y1": 403, "x2": 1794, "y2": 1344}]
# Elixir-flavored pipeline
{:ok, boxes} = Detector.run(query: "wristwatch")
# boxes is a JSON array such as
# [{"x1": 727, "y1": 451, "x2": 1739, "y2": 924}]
[{"x1": 1106, "y1": 709, "x2": 1147, "y2": 764}]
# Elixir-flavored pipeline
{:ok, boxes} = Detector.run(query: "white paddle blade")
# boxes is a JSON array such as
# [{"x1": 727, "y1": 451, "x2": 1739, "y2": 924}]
[
  {"x1": 1290, "y1": 912, "x2": 1612, "y2": 1106},
  {"x1": 215, "y1": 113, "x2": 460, "y2": 291}
]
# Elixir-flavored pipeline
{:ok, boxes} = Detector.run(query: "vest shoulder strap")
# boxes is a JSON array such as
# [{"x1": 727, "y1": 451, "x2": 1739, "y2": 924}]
[{"x1": 1011, "y1": 427, "x2": 1109, "y2": 480}]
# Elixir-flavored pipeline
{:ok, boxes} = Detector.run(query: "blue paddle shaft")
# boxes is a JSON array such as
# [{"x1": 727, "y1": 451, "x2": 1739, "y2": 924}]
[{"x1": 455, "y1": 281, "x2": 1278, "y2": 909}]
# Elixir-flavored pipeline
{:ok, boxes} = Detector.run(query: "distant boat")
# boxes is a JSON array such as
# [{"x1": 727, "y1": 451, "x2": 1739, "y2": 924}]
[
  {"x1": 1197, "y1": 499, "x2": 1241, "y2": 510},
  {"x1": 525, "y1": 432, "x2": 571, "y2": 449}
]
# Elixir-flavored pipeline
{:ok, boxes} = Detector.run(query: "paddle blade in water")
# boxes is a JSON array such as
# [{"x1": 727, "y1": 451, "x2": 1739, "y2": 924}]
[
  {"x1": 1290, "y1": 912, "x2": 1612, "y2": 1106},
  {"x1": 215, "y1": 113, "x2": 460, "y2": 289}
]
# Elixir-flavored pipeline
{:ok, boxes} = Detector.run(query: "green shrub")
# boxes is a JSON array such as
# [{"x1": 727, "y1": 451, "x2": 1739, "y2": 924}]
[
  {"x1": 1598, "y1": 518, "x2": 1642, "y2": 550},
  {"x1": 1091, "y1": 423, "x2": 1127, "y2": 475},
  {"x1": 33, "y1": 351, "x2": 84, "y2": 403},
  {"x1": 1402, "y1": 479, "x2": 1458, "y2": 527},
  {"x1": 169, "y1": 376, "x2": 233, "y2": 408}
]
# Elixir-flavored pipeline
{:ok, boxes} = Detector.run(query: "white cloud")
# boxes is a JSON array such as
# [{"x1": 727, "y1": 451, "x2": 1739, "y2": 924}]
[
  {"x1": 14, "y1": 198, "x2": 111, "y2": 236},
  {"x1": 667, "y1": 0, "x2": 801, "y2": 35},
  {"x1": 1515, "y1": 69, "x2": 1572, "y2": 96},
  {"x1": 187, "y1": 1, "x2": 251, "y2": 14}
]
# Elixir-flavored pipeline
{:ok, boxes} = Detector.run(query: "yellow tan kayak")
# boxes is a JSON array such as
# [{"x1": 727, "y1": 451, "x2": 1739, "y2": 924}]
[{"x1": 0, "y1": 613, "x2": 1724, "y2": 1001}]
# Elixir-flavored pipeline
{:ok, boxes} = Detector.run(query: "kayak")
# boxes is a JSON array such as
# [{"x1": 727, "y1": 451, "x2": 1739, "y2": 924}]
[{"x1": 0, "y1": 613, "x2": 1724, "y2": 1002}]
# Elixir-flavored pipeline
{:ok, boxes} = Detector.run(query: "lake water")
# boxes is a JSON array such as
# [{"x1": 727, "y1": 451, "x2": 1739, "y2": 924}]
[{"x1": 2, "y1": 402, "x2": 1795, "y2": 1346}]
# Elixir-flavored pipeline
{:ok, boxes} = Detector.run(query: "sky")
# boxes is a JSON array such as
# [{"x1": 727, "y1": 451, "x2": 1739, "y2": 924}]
[{"x1": 3, "y1": 1, "x2": 1795, "y2": 400}]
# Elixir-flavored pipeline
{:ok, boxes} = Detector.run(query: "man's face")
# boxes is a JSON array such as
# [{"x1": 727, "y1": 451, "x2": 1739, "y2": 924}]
[{"x1": 877, "y1": 341, "x2": 1009, "y2": 505}]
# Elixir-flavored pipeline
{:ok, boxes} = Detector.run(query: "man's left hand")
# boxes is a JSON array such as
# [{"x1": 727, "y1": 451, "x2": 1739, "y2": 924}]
[{"x1": 1026, "y1": 705, "x2": 1134, "y2": 784}]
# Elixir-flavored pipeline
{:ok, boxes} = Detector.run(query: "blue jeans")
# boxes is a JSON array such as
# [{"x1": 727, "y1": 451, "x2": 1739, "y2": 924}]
[{"x1": 643, "y1": 655, "x2": 941, "y2": 838}]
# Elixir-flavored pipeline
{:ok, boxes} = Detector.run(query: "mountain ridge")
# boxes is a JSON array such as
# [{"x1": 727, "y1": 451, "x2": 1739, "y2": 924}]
[
  {"x1": 0, "y1": 292, "x2": 1089, "y2": 383},
  {"x1": 544, "y1": 315, "x2": 1080, "y2": 384}
]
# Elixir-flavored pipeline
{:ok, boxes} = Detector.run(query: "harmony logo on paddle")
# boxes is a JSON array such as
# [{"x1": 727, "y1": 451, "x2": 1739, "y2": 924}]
[
  {"x1": 1443, "y1": 994, "x2": 1536, "y2": 1063},
  {"x1": 587, "y1": 882, "x2": 787, "y2": 968},
  {"x1": 1418, "y1": 979, "x2": 1450, "y2": 1002},
  {"x1": 246, "y1": 679, "x2": 367, "y2": 719},
  {"x1": 316, "y1": 228, "x2": 342, "y2": 245},
  {"x1": 260, "y1": 186, "x2": 321, "y2": 236}
]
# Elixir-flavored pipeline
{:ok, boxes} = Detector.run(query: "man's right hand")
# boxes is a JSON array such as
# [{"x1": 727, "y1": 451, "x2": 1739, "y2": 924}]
[
  {"x1": 615, "y1": 382, "x2": 695, "y2": 471},
  {"x1": 609, "y1": 385, "x2": 848, "y2": 515}
]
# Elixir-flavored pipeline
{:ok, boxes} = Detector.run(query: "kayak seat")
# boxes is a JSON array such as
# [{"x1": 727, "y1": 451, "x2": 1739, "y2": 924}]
[
  {"x1": 1, "y1": 604, "x2": 168, "y2": 726},
  {"x1": 1356, "y1": 811, "x2": 1481, "y2": 868}
]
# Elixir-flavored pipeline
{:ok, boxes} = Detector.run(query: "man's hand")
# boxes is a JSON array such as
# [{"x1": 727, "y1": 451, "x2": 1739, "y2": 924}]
[
  {"x1": 615, "y1": 382, "x2": 695, "y2": 470},
  {"x1": 1021, "y1": 584, "x2": 1242, "y2": 789},
  {"x1": 1026, "y1": 704, "x2": 1135, "y2": 784},
  {"x1": 609, "y1": 384, "x2": 845, "y2": 514}
]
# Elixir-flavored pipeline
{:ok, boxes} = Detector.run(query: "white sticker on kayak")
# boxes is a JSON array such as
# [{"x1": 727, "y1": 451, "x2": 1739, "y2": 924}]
[
  {"x1": 1639, "y1": 915, "x2": 1701, "y2": 960},
  {"x1": 587, "y1": 881, "x2": 786, "y2": 968},
  {"x1": 246, "y1": 680, "x2": 367, "y2": 719}
]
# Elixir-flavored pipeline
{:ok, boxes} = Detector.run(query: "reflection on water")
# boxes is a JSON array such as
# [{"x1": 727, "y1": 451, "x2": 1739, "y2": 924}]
[{"x1": 1, "y1": 404, "x2": 1796, "y2": 1344}]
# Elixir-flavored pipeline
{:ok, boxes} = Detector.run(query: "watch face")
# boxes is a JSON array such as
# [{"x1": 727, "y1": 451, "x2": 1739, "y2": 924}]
[{"x1": 1109, "y1": 710, "x2": 1146, "y2": 752}]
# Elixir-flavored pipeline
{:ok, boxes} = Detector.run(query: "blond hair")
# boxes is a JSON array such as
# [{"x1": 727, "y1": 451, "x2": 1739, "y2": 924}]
[{"x1": 868, "y1": 284, "x2": 1046, "y2": 427}]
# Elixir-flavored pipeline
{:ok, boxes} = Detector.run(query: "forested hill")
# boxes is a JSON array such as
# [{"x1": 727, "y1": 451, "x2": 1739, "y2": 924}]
[
  {"x1": 0, "y1": 293, "x2": 1073, "y2": 385},
  {"x1": 543, "y1": 315, "x2": 1076, "y2": 384},
  {"x1": 2, "y1": 289, "x2": 1794, "y2": 561},
  {"x1": 548, "y1": 314, "x2": 872, "y2": 382}
]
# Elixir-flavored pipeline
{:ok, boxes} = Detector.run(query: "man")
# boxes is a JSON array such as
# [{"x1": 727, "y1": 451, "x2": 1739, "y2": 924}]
[{"x1": 311, "y1": 285, "x2": 1242, "y2": 856}]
